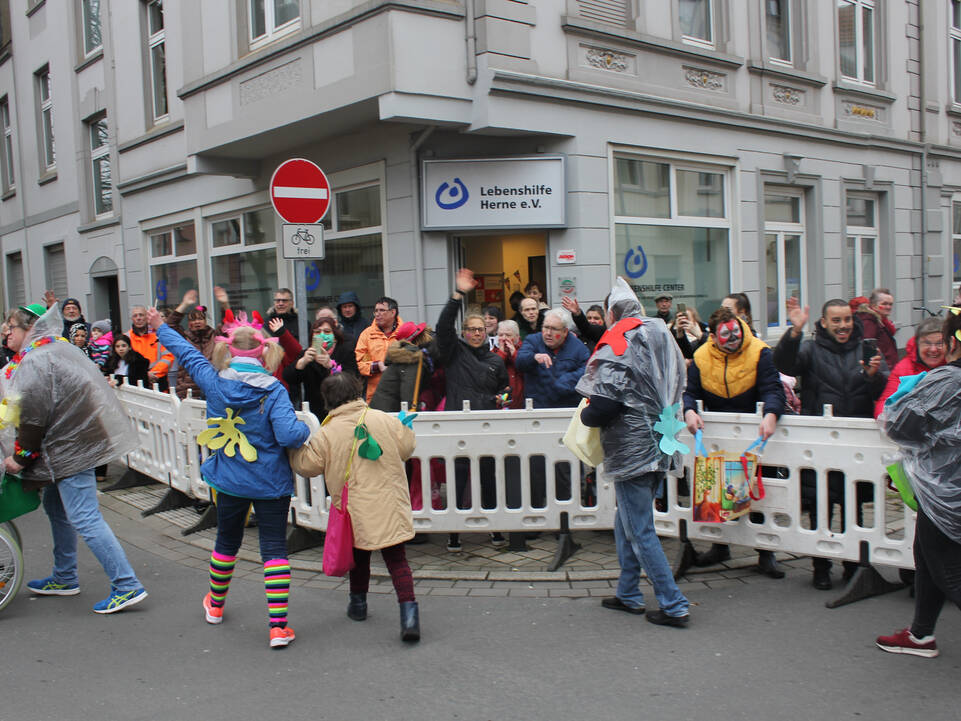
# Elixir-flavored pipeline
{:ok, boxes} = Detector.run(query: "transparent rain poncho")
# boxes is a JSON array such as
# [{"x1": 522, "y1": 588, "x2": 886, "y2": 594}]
[
  {"x1": 0, "y1": 305, "x2": 137, "y2": 482},
  {"x1": 879, "y1": 364, "x2": 961, "y2": 543},
  {"x1": 575, "y1": 279, "x2": 687, "y2": 481}
]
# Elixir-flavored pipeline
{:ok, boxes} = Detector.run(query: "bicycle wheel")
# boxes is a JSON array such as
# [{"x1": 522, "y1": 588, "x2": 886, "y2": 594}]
[
  {"x1": 0, "y1": 523, "x2": 24, "y2": 611},
  {"x1": 2, "y1": 520, "x2": 22, "y2": 550}
]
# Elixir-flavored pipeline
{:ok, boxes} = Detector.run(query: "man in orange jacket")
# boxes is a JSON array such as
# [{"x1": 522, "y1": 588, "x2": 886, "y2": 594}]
[
  {"x1": 127, "y1": 306, "x2": 174, "y2": 392},
  {"x1": 355, "y1": 296, "x2": 403, "y2": 402}
]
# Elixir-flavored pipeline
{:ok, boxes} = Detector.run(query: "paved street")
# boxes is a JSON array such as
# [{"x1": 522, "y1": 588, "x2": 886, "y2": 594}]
[{"x1": 1, "y1": 486, "x2": 958, "y2": 721}]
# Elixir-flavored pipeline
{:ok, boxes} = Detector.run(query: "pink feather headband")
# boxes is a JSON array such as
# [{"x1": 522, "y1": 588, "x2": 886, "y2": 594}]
[{"x1": 215, "y1": 309, "x2": 279, "y2": 358}]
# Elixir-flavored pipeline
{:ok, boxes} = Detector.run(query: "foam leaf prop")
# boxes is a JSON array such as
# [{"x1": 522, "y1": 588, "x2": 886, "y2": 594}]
[
  {"x1": 653, "y1": 403, "x2": 690, "y2": 456},
  {"x1": 198, "y1": 408, "x2": 258, "y2": 462},
  {"x1": 884, "y1": 371, "x2": 927, "y2": 407},
  {"x1": 355, "y1": 423, "x2": 382, "y2": 460},
  {"x1": 397, "y1": 410, "x2": 418, "y2": 428}
]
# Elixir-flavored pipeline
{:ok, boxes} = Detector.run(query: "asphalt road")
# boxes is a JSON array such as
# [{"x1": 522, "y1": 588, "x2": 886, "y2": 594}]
[{"x1": 2, "y1": 506, "x2": 958, "y2": 721}]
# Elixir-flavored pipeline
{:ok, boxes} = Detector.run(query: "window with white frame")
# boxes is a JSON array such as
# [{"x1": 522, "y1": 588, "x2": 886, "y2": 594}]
[
  {"x1": 6, "y1": 251, "x2": 25, "y2": 308},
  {"x1": 210, "y1": 208, "x2": 279, "y2": 314},
  {"x1": 88, "y1": 115, "x2": 112, "y2": 216},
  {"x1": 36, "y1": 67, "x2": 55, "y2": 171},
  {"x1": 952, "y1": 200, "x2": 961, "y2": 299},
  {"x1": 952, "y1": 1, "x2": 961, "y2": 105},
  {"x1": 766, "y1": 0, "x2": 792, "y2": 65},
  {"x1": 837, "y1": 0, "x2": 875, "y2": 84},
  {"x1": 312, "y1": 181, "x2": 385, "y2": 318},
  {"x1": 149, "y1": 223, "x2": 198, "y2": 312},
  {"x1": 81, "y1": 0, "x2": 102, "y2": 57},
  {"x1": 613, "y1": 155, "x2": 731, "y2": 320},
  {"x1": 764, "y1": 191, "x2": 806, "y2": 329},
  {"x1": 679, "y1": 0, "x2": 714, "y2": 48},
  {"x1": 249, "y1": 0, "x2": 300, "y2": 49},
  {"x1": 146, "y1": 0, "x2": 168, "y2": 122},
  {"x1": 0, "y1": 96, "x2": 14, "y2": 193},
  {"x1": 44, "y1": 243, "x2": 68, "y2": 300},
  {"x1": 844, "y1": 193, "x2": 880, "y2": 298}
]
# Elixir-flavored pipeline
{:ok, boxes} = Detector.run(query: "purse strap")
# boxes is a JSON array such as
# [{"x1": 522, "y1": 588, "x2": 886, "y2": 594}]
[{"x1": 340, "y1": 406, "x2": 370, "y2": 509}]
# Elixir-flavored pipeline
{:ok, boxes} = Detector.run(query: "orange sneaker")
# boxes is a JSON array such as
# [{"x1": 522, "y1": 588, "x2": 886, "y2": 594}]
[
  {"x1": 269, "y1": 626, "x2": 295, "y2": 649},
  {"x1": 203, "y1": 593, "x2": 223, "y2": 625}
]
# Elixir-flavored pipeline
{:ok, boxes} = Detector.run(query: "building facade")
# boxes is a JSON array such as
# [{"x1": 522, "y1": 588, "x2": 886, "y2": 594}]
[{"x1": 1, "y1": 0, "x2": 960, "y2": 346}]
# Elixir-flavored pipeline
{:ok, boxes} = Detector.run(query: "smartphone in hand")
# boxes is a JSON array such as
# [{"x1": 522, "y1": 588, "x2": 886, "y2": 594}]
[{"x1": 862, "y1": 338, "x2": 879, "y2": 363}]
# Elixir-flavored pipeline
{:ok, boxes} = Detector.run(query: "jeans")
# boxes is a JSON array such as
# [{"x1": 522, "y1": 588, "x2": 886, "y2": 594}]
[
  {"x1": 911, "y1": 506, "x2": 961, "y2": 638},
  {"x1": 614, "y1": 472, "x2": 689, "y2": 617},
  {"x1": 42, "y1": 467, "x2": 141, "y2": 591},
  {"x1": 214, "y1": 491, "x2": 290, "y2": 562}
]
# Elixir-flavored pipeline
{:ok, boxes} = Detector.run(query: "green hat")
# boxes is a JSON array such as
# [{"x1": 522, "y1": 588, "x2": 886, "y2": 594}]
[{"x1": 18, "y1": 303, "x2": 47, "y2": 318}]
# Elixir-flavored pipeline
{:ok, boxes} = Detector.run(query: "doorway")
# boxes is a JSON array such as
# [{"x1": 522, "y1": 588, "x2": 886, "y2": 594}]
[
  {"x1": 454, "y1": 232, "x2": 548, "y2": 317},
  {"x1": 92, "y1": 275, "x2": 121, "y2": 332}
]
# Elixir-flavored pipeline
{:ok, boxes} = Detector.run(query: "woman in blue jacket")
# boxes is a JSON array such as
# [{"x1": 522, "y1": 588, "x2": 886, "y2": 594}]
[{"x1": 148, "y1": 308, "x2": 311, "y2": 649}]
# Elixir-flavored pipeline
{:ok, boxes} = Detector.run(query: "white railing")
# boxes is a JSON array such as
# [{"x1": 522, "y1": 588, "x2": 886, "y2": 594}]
[{"x1": 114, "y1": 384, "x2": 913, "y2": 570}]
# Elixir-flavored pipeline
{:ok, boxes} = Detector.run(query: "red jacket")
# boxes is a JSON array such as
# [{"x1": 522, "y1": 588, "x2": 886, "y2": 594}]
[
  {"x1": 494, "y1": 345, "x2": 525, "y2": 409},
  {"x1": 856, "y1": 304, "x2": 898, "y2": 369},
  {"x1": 874, "y1": 337, "x2": 945, "y2": 417}
]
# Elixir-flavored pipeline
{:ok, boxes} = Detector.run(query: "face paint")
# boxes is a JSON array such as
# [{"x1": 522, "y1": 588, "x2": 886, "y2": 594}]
[{"x1": 715, "y1": 319, "x2": 743, "y2": 353}]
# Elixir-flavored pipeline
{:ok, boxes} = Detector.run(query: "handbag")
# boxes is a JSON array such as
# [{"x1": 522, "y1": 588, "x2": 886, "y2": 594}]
[
  {"x1": 0, "y1": 472, "x2": 41, "y2": 524},
  {"x1": 563, "y1": 398, "x2": 604, "y2": 468},
  {"x1": 322, "y1": 407, "x2": 370, "y2": 577},
  {"x1": 692, "y1": 432, "x2": 765, "y2": 523}
]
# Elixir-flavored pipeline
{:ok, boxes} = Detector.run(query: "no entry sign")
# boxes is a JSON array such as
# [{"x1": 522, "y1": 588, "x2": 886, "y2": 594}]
[{"x1": 270, "y1": 158, "x2": 331, "y2": 224}]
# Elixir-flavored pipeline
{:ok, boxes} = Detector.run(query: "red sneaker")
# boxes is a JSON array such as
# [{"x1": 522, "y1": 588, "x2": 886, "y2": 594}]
[
  {"x1": 876, "y1": 628, "x2": 938, "y2": 658},
  {"x1": 203, "y1": 593, "x2": 223, "y2": 625},
  {"x1": 269, "y1": 626, "x2": 296, "y2": 649}
]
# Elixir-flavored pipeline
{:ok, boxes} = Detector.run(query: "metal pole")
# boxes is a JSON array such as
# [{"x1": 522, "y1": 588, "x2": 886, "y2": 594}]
[{"x1": 296, "y1": 259, "x2": 308, "y2": 345}]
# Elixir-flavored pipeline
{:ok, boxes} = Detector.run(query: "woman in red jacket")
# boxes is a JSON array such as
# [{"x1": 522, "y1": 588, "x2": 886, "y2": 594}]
[{"x1": 874, "y1": 317, "x2": 946, "y2": 418}]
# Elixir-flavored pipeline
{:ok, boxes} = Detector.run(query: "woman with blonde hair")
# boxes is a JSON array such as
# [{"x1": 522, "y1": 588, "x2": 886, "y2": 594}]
[{"x1": 148, "y1": 307, "x2": 311, "y2": 649}]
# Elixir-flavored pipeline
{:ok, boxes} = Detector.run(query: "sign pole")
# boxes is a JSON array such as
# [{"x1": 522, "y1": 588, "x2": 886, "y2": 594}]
[{"x1": 296, "y1": 260, "x2": 308, "y2": 350}]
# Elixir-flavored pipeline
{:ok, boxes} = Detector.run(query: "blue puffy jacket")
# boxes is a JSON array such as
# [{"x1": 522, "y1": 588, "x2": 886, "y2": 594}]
[
  {"x1": 516, "y1": 331, "x2": 590, "y2": 408},
  {"x1": 157, "y1": 325, "x2": 311, "y2": 499}
]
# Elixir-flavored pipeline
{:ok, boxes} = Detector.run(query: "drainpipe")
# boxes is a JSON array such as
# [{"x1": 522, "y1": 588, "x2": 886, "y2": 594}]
[
  {"x1": 465, "y1": 0, "x2": 477, "y2": 85},
  {"x1": 918, "y1": 3, "x2": 927, "y2": 316},
  {"x1": 410, "y1": 126, "x2": 436, "y2": 322}
]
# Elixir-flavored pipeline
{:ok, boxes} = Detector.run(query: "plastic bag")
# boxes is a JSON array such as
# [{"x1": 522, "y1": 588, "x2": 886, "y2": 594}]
[{"x1": 563, "y1": 398, "x2": 603, "y2": 467}]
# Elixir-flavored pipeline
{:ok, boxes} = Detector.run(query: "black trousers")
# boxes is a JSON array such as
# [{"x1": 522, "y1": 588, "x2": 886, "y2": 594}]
[{"x1": 911, "y1": 507, "x2": 961, "y2": 638}]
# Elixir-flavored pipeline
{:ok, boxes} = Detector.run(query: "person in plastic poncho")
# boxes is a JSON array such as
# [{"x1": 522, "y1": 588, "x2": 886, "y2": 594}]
[
  {"x1": 875, "y1": 310, "x2": 961, "y2": 659},
  {"x1": 576, "y1": 279, "x2": 690, "y2": 627},
  {"x1": 1, "y1": 304, "x2": 147, "y2": 614}
]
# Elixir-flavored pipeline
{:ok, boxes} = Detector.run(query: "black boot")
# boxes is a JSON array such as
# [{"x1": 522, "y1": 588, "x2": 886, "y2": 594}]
[
  {"x1": 812, "y1": 558, "x2": 832, "y2": 590},
  {"x1": 399, "y1": 601, "x2": 420, "y2": 642},
  {"x1": 347, "y1": 593, "x2": 367, "y2": 621},
  {"x1": 756, "y1": 550, "x2": 785, "y2": 579},
  {"x1": 841, "y1": 561, "x2": 859, "y2": 583},
  {"x1": 694, "y1": 543, "x2": 731, "y2": 567}
]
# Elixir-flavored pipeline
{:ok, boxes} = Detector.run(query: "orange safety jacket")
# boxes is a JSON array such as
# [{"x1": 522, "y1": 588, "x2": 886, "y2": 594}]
[{"x1": 127, "y1": 328, "x2": 174, "y2": 379}]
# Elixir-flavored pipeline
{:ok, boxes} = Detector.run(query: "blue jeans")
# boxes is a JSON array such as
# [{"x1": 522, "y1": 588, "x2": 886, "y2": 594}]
[
  {"x1": 213, "y1": 491, "x2": 290, "y2": 562},
  {"x1": 42, "y1": 468, "x2": 141, "y2": 592},
  {"x1": 614, "y1": 473, "x2": 689, "y2": 617}
]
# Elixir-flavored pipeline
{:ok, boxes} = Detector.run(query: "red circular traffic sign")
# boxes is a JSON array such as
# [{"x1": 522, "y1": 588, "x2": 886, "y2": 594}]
[{"x1": 269, "y1": 158, "x2": 331, "y2": 224}]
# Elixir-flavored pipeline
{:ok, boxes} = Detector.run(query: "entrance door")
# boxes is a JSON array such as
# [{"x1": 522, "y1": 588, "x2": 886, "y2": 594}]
[
  {"x1": 456, "y1": 232, "x2": 547, "y2": 316},
  {"x1": 92, "y1": 275, "x2": 121, "y2": 332}
]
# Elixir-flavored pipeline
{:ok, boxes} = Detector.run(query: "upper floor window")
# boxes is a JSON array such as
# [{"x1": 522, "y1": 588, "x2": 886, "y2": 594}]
[
  {"x1": 838, "y1": 0, "x2": 875, "y2": 85},
  {"x1": 952, "y1": 1, "x2": 961, "y2": 104},
  {"x1": 766, "y1": 0, "x2": 791, "y2": 65},
  {"x1": 764, "y1": 191, "x2": 806, "y2": 329},
  {"x1": 146, "y1": 0, "x2": 168, "y2": 122},
  {"x1": 36, "y1": 67, "x2": 55, "y2": 172},
  {"x1": 953, "y1": 200, "x2": 961, "y2": 299},
  {"x1": 81, "y1": 0, "x2": 102, "y2": 57},
  {"x1": 680, "y1": 0, "x2": 714, "y2": 49},
  {"x1": 149, "y1": 222, "x2": 198, "y2": 313},
  {"x1": 844, "y1": 193, "x2": 879, "y2": 298},
  {"x1": 249, "y1": 0, "x2": 300, "y2": 50},
  {"x1": 89, "y1": 115, "x2": 112, "y2": 216},
  {"x1": 0, "y1": 97, "x2": 15, "y2": 194}
]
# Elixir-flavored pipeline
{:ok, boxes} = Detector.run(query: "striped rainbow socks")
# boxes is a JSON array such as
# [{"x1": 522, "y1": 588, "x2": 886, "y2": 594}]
[
  {"x1": 209, "y1": 551, "x2": 236, "y2": 607},
  {"x1": 264, "y1": 559, "x2": 291, "y2": 628}
]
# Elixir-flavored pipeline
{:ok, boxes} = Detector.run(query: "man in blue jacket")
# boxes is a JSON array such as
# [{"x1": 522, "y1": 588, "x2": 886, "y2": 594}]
[{"x1": 516, "y1": 308, "x2": 590, "y2": 504}]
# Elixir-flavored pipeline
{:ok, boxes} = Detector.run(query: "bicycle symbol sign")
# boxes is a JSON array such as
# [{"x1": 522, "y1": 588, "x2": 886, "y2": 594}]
[{"x1": 281, "y1": 223, "x2": 325, "y2": 259}]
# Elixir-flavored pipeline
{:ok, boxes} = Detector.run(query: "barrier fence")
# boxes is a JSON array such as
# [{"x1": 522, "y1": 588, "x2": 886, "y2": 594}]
[{"x1": 113, "y1": 384, "x2": 914, "y2": 601}]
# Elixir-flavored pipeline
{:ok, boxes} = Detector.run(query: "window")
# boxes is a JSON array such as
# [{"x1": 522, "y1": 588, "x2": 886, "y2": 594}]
[
  {"x1": 146, "y1": 0, "x2": 168, "y2": 122},
  {"x1": 36, "y1": 67, "x2": 55, "y2": 171},
  {"x1": 88, "y1": 115, "x2": 112, "y2": 216},
  {"x1": 952, "y1": 201, "x2": 961, "y2": 299},
  {"x1": 837, "y1": 0, "x2": 875, "y2": 84},
  {"x1": 6, "y1": 251, "x2": 25, "y2": 308},
  {"x1": 249, "y1": 0, "x2": 300, "y2": 49},
  {"x1": 766, "y1": 0, "x2": 791, "y2": 64},
  {"x1": 613, "y1": 155, "x2": 730, "y2": 320},
  {"x1": 952, "y1": 1, "x2": 961, "y2": 104},
  {"x1": 844, "y1": 194, "x2": 879, "y2": 298},
  {"x1": 680, "y1": 0, "x2": 714, "y2": 48},
  {"x1": 764, "y1": 192, "x2": 806, "y2": 329},
  {"x1": 210, "y1": 208, "x2": 278, "y2": 314},
  {"x1": 44, "y1": 243, "x2": 68, "y2": 300},
  {"x1": 149, "y1": 223, "x2": 198, "y2": 312},
  {"x1": 81, "y1": 0, "x2": 102, "y2": 57},
  {"x1": 0, "y1": 97, "x2": 14, "y2": 193},
  {"x1": 311, "y1": 182, "x2": 385, "y2": 318}
]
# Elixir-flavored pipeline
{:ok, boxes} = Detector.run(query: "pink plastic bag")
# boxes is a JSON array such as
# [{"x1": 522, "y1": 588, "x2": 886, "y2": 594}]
[{"x1": 323, "y1": 484, "x2": 355, "y2": 577}]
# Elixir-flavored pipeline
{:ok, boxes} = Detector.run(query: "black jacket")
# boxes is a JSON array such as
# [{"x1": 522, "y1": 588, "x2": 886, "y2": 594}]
[
  {"x1": 436, "y1": 297, "x2": 509, "y2": 411},
  {"x1": 282, "y1": 338, "x2": 358, "y2": 419},
  {"x1": 336, "y1": 291, "x2": 369, "y2": 340},
  {"x1": 773, "y1": 320, "x2": 887, "y2": 418},
  {"x1": 369, "y1": 341, "x2": 434, "y2": 412},
  {"x1": 103, "y1": 349, "x2": 151, "y2": 388},
  {"x1": 571, "y1": 311, "x2": 604, "y2": 353}
]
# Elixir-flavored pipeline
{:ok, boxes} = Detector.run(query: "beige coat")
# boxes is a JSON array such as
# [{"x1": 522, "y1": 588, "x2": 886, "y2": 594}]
[{"x1": 289, "y1": 399, "x2": 416, "y2": 550}]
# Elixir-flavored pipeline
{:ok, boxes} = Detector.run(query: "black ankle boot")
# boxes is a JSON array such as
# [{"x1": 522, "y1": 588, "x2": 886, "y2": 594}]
[
  {"x1": 694, "y1": 543, "x2": 731, "y2": 567},
  {"x1": 399, "y1": 601, "x2": 420, "y2": 642},
  {"x1": 756, "y1": 550, "x2": 785, "y2": 579},
  {"x1": 347, "y1": 593, "x2": 367, "y2": 621}
]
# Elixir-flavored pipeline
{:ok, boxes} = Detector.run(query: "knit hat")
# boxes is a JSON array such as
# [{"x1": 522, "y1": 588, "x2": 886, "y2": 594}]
[
  {"x1": 19, "y1": 303, "x2": 47, "y2": 318},
  {"x1": 62, "y1": 297, "x2": 82, "y2": 311},
  {"x1": 91, "y1": 319, "x2": 111, "y2": 334},
  {"x1": 395, "y1": 321, "x2": 426, "y2": 342}
]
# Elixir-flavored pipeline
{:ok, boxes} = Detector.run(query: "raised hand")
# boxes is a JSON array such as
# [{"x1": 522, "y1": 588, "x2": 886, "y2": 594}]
[
  {"x1": 146, "y1": 306, "x2": 164, "y2": 331},
  {"x1": 455, "y1": 267, "x2": 477, "y2": 295},
  {"x1": 267, "y1": 317, "x2": 284, "y2": 334},
  {"x1": 182, "y1": 289, "x2": 198, "y2": 306},
  {"x1": 213, "y1": 286, "x2": 229, "y2": 305},
  {"x1": 561, "y1": 296, "x2": 580, "y2": 315},
  {"x1": 785, "y1": 297, "x2": 809, "y2": 337},
  {"x1": 43, "y1": 289, "x2": 57, "y2": 308}
]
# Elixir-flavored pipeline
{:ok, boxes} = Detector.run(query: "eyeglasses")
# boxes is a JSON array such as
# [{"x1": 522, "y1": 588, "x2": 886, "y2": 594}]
[
  {"x1": 373, "y1": 308, "x2": 394, "y2": 315},
  {"x1": 274, "y1": 297, "x2": 292, "y2": 304},
  {"x1": 541, "y1": 325, "x2": 566, "y2": 332},
  {"x1": 464, "y1": 327, "x2": 486, "y2": 334},
  {"x1": 919, "y1": 340, "x2": 945, "y2": 349}
]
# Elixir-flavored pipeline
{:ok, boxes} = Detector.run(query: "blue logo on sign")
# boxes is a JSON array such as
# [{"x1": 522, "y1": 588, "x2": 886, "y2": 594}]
[
  {"x1": 435, "y1": 178, "x2": 469, "y2": 210},
  {"x1": 155, "y1": 279, "x2": 168, "y2": 302},
  {"x1": 305, "y1": 261, "x2": 321, "y2": 292},
  {"x1": 624, "y1": 245, "x2": 648, "y2": 279}
]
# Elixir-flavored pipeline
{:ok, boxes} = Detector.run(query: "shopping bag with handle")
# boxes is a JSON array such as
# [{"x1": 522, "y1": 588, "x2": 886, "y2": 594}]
[{"x1": 692, "y1": 432, "x2": 765, "y2": 523}]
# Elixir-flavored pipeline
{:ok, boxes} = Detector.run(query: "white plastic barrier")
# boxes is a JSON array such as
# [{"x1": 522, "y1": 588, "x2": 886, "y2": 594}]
[{"x1": 115, "y1": 381, "x2": 180, "y2": 486}]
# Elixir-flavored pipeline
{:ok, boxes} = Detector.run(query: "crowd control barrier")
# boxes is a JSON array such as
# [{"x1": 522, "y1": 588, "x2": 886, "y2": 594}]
[{"x1": 113, "y1": 384, "x2": 915, "y2": 602}]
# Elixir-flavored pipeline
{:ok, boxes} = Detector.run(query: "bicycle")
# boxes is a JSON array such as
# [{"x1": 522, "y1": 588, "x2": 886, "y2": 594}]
[
  {"x1": 290, "y1": 228, "x2": 315, "y2": 246},
  {"x1": 912, "y1": 305, "x2": 944, "y2": 318},
  {"x1": 0, "y1": 520, "x2": 23, "y2": 612}
]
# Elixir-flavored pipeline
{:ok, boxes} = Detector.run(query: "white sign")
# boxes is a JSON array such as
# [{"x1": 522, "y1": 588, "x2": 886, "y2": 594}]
[
  {"x1": 557, "y1": 249, "x2": 576, "y2": 264},
  {"x1": 422, "y1": 156, "x2": 566, "y2": 230},
  {"x1": 282, "y1": 224, "x2": 325, "y2": 259}
]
